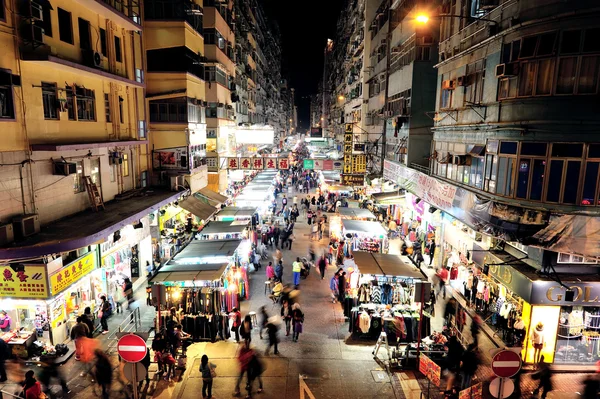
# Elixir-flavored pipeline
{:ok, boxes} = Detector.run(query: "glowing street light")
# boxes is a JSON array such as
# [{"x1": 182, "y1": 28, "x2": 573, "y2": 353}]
[
  {"x1": 338, "y1": 95, "x2": 345, "y2": 101},
  {"x1": 415, "y1": 14, "x2": 429, "y2": 24},
  {"x1": 414, "y1": 12, "x2": 497, "y2": 25}
]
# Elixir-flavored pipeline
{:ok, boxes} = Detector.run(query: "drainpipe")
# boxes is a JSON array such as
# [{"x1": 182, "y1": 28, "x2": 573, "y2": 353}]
[{"x1": 380, "y1": 0, "x2": 393, "y2": 174}]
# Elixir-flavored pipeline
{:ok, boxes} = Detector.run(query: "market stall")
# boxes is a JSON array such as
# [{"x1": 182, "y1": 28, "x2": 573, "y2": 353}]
[
  {"x1": 337, "y1": 207, "x2": 377, "y2": 221},
  {"x1": 215, "y1": 207, "x2": 257, "y2": 222},
  {"x1": 196, "y1": 221, "x2": 249, "y2": 240},
  {"x1": 343, "y1": 252, "x2": 429, "y2": 342},
  {"x1": 339, "y1": 219, "x2": 389, "y2": 253}
]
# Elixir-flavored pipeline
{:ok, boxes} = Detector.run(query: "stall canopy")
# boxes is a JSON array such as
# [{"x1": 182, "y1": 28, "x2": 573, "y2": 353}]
[
  {"x1": 372, "y1": 190, "x2": 404, "y2": 202},
  {"x1": 197, "y1": 188, "x2": 228, "y2": 206},
  {"x1": 150, "y1": 262, "x2": 228, "y2": 283},
  {"x1": 337, "y1": 208, "x2": 376, "y2": 220},
  {"x1": 342, "y1": 220, "x2": 387, "y2": 237},
  {"x1": 528, "y1": 214, "x2": 600, "y2": 259},
  {"x1": 178, "y1": 194, "x2": 218, "y2": 221},
  {"x1": 216, "y1": 207, "x2": 256, "y2": 221},
  {"x1": 199, "y1": 221, "x2": 248, "y2": 235},
  {"x1": 168, "y1": 239, "x2": 240, "y2": 262},
  {"x1": 353, "y1": 252, "x2": 423, "y2": 279}
]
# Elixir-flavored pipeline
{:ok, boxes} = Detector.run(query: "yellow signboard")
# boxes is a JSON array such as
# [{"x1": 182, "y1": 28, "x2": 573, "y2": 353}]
[
  {"x1": 345, "y1": 123, "x2": 353, "y2": 133},
  {"x1": 0, "y1": 265, "x2": 48, "y2": 299},
  {"x1": 50, "y1": 252, "x2": 96, "y2": 295}
]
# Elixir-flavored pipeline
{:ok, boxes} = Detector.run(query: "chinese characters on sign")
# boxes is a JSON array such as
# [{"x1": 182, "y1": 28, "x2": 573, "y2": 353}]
[
  {"x1": 0, "y1": 265, "x2": 48, "y2": 298},
  {"x1": 341, "y1": 174, "x2": 365, "y2": 186},
  {"x1": 240, "y1": 157, "x2": 251, "y2": 169},
  {"x1": 225, "y1": 157, "x2": 290, "y2": 170},
  {"x1": 265, "y1": 158, "x2": 277, "y2": 169},
  {"x1": 418, "y1": 354, "x2": 441, "y2": 387},
  {"x1": 50, "y1": 252, "x2": 96, "y2": 295},
  {"x1": 459, "y1": 382, "x2": 482, "y2": 399},
  {"x1": 278, "y1": 158, "x2": 289, "y2": 170}
]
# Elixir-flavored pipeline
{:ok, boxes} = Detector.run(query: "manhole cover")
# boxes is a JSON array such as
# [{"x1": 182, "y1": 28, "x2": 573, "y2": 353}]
[{"x1": 371, "y1": 370, "x2": 389, "y2": 383}]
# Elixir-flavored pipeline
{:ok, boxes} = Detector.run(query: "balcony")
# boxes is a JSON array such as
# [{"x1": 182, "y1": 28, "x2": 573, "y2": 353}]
[
  {"x1": 71, "y1": 0, "x2": 141, "y2": 30},
  {"x1": 144, "y1": 0, "x2": 204, "y2": 36}
]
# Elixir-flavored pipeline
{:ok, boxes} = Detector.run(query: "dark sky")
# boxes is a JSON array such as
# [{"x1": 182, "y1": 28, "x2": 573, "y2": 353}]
[{"x1": 261, "y1": 0, "x2": 345, "y2": 131}]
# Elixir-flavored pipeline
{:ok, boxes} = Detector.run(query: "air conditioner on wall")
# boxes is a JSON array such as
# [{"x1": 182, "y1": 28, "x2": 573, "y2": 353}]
[
  {"x1": 495, "y1": 62, "x2": 519, "y2": 77},
  {"x1": 0, "y1": 224, "x2": 14, "y2": 246},
  {"x1": 13, "y1": 214, "x2": 40, "y2": 238},
  {"x1": 442, "y1": 79, "x2": 456, "y2": 90}
]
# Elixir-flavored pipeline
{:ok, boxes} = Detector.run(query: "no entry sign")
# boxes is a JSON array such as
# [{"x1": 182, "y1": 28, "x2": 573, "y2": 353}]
[
  {"x1": 491, "y1": 350, "x2": 521, "y2": 378},
  {"x1": 117, "y1": 333, "x2": 147, "y2": 363}
]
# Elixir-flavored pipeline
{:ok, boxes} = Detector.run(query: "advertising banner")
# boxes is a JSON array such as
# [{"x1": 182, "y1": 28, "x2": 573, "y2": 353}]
[
  {"x1": 303, "y1": 159, "x2": 314, "y2": 170},
  {"x1": 278, "y1": 158, "x2": 289, "y2": 170},
  {"x1": 153, "y1": 147, "x2": 188, "y2": 170},
  {"x1": 418, "y1": 353, "x2": 441, "y2": 387},
  {"x1": 50, "y1": 251, "x2": 96, "y2": 295},
  {"x1": 0, "y1": 264, "x2": 48, "y2": 298},
  {"x1": 323, "y1": 160, "x2": 334, "y2": 171}
]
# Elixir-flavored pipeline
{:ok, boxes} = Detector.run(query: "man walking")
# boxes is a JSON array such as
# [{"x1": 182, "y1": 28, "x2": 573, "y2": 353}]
[
  {"x1": 318, "y1": 254, "x2": 327, "y2": 280},
  {"x1": 292, "y1": 257, "x2": 302, "y2": 288}
]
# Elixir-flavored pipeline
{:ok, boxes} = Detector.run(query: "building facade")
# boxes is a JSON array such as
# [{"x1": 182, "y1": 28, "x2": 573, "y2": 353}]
[{"x1": 384, "y1": 0, "x2": 600, "y2": 369}]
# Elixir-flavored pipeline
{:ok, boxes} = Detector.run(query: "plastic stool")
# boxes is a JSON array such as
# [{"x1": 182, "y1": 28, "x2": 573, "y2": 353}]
[
  {"x1": 249, "y1": 311, "x2": 258, "y2": 328},
  {"x1": 264, "y1": 281, "x2": 272, "y2": 295}
]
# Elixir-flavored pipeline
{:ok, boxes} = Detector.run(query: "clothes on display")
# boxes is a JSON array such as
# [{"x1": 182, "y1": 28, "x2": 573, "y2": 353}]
[
  {"x1": 555, "y1": 306, "x2": 600, "y2": 364},
  {"x1": 348, "y1": 304, "x2": 431, "y2": 342}
]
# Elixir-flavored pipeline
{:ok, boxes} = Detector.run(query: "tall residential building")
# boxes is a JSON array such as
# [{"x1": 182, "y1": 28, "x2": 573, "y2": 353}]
[
  {"x1": 144, "y1": 0, "x2": 208, "y2": 192},
  {"x1": 384, "y1": 0, "x2": 600, "y2": 370},
  {"x1": 0, "y1": 0, "x2": 183, "y2": 342}
]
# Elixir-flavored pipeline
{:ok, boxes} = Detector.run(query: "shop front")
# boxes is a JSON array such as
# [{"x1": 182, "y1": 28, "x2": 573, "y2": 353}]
[
  {"x1": 337, "y1": 219, "x2": 389, "y2": 253},
  {"x1": 215, "y1": 207, "x2": 256, "y2": 222},
  {"x1": 346, "y1": 252, "x2": 430, "y2": 343},
  {"x1": 197, "y1": 221, "x2": 249, "y2": 241}
]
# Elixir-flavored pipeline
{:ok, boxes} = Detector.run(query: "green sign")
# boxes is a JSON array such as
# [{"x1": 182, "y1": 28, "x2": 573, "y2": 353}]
[{"x1": 303, "y1": 159, "x2": 314, "y2": 169}]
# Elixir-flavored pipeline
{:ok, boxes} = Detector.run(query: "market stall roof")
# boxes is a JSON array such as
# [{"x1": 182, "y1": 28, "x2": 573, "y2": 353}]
[
  {"x1": 337, "y1": 208, "x2": 376, "y2": 220},
  {"x1": 342, "y1": 220, "x2": 387, "y2": 237},
  {"x1": 352, "y1": 252, "x2": 423, "y2": 279},
  {"x1": 168, "y1": 239, "x2": 241, "y2": 263},
  {"x1": 328, "y1": 185, "x2": 353, "y2": 193},
  {"x1": 216, "y1": 207, "x2": 256, "y2": 218},
  {"x1": 199, "y1": 221, "x2": 248, "y2": 235},
  {"x1": 372, "y1": 190, "x2": 404, "y2": 202},
  {"x1": 197, "y1": 188, "x2": 228, "y2": 206},
  {"x1": 178, "y1": 194, "x2": 219, "y2": 221},
  {"x1": 150, "y1": 262, "x2": 228, "y2": 283}
]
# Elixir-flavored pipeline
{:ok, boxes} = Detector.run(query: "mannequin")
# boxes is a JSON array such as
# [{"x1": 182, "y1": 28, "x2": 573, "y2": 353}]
[{"x1": 530, "y1": 322, "x2": 545, "y2": 365}]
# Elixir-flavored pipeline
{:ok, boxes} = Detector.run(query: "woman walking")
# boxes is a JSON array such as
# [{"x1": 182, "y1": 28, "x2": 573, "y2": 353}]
[
  {"x1": 199, "y1": 354, "x2": 216, "y2": 399},
  {"x1": 99, "y1": 295, "x2": 111, "y2": 334},
  {"x1": 281, "y1": 299, "x2": 292, "y2": 336},
  {"x1": 292, "y1": 303, "x2": 304, "y2": 342}
]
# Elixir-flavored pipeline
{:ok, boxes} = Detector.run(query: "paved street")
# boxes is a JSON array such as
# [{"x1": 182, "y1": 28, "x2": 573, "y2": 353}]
[{"x1": 3, "y1": 185, "x2": 596, "y2": 399}]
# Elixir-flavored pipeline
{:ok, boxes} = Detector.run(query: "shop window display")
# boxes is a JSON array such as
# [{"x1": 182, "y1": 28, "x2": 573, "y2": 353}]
[{"x1": 555, "y1": 306, "x2": 600, "y2": 364}]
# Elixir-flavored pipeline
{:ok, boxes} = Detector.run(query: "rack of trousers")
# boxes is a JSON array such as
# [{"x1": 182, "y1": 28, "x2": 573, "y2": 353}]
[{"x1": 348, "y1": 305, "x2": 431, "y2": 343}]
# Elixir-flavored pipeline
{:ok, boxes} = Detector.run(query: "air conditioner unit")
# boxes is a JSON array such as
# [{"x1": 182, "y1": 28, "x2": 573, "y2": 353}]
[
  {"x1": 456, "y1": 75, "x2": 468, "y2": 86},
  {"x1": 452, "y1": 154, "x2": 472, "y2": 165},
  {"x1": 442, "y1": 79, "x2": 456, "y2": 90},
  {"x1": 53, "y1": 162, "x2": 77, "y2": 176},
  {"x1": 0, "y1": 224, "x2": 14, "y2": 246},
  {"x1": 170, "y1": 175, "x2": 184, "y2": 191},
  {"x1": 495, "y1": 62, "x2": 519, "y2": 77},
  {"x1": 13, "y1": 214, "x2": 40, "y2": 238}
]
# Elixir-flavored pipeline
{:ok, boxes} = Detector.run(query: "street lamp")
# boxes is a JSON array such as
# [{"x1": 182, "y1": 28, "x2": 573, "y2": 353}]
[
  {"x1": 415, "y1": 12, "x2": 498, "y2": 25},
  {"x1": 338, "y1": 95, "x2": 345, "y2": 101}
]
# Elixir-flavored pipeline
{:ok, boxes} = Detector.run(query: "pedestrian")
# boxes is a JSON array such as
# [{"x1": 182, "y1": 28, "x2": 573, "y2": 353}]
[
  {"x1": 265, "y1": 318, "x2": 280, "y2": 355},
  {"x1": 470, "y1": 315, "x2": 482, "y2": 346},
  {"x1": 0, "y1": 336, "x2": 8, "y2": 382},
  {"x1": 459, "y1": 344, "x2": 480, "y2": 390},
  {"x1": 239, "y1": 315, "x2": 253, "y2": 348},
  {"x1": 281, "y1": 299, "x2": 292, "y2": 336},
  {"x1": 71, "y1": 316, "x2": 89, "y2": 361},
  {"x1": 291, "y1": 303, "x2": 304, "y2": 342},
  {"x1": 532, "y1": 355, "x2": 553, "y2": 399},
  {"x1": 0, "y1": 311, "x2": 11, "y2": 332},
  {"x1": 247, "y1": 352, "x2": 265, "y2": 397},
  {"x1": 82, "y1": 307, "x2": 94, "y2": 338},
  {"x1": 307, "y1": 209, "x2": 312, "y2": 225},
  {"x1": 275, "y1": 261, "x2": 283, "y2": 282},
  {"x1": 318, "y1": 254, "x2": 327, "y2": 280},
  {"x1": 39, "y1": 357, "x2": 70, "y2": 398},
  {"x1": 443, "y1": 336, "x2": 463, "y2": 391},
  {"x1": 93, "y1": 350, "x2": 112, "y2": 399},
  {"x1": 282, "y1": 195, "x2": 288, "y2": 210},
  {"x1": 230, "y1": 308, "x2": 242, "y2": 343},
  {"x1": 338, "y1": 271, "x2": 347, "y2": 303},
  {"x1": 427, "y1": 239, "x2": 436, "y2": 266},
  {"x1": 138, "y1": 347, "x2": 151, "y2": 389},
  {"x1": 152, "y1": 333, "x2": 168, "y2": 374},
  {"x1": 292, "y1": 257, "x2": 302, "y2": 287},
  {"x1": 233, "y1": 346, "x2": 254, "y2": 397},
  {"x1": 266, "y1": 261, "x2": 275, "y2": 280},
  {"x1": 199, "y1": 354, "x2": 216, "y2": 399},
  {"x1": 21, "y1": 370, "x2": 43, "y2": 399},
  {"x1": 273, "y1": 226, "x2": 281, "y2": 248},
  {"x1": 258, "y1": 306, "x2": 269, "y2": 340},
  {"x1": 99, "y1": 295, "x2": 111, "y2": 334},
  {"x1": 436, "y1": 267, "x2": 449, "y2": 299},
  {"x1": 581, "y1": 373, "x2": 600, "y2": 399},
  {"x1": 274, "y1": 248, "x2": 283, "y2": 265},
  {"x1": 318, "y1": 218, "x2": 324, "y2": 240},
  {"x1": 330, "y1": 272, "x2": 339, "y2": 303}
]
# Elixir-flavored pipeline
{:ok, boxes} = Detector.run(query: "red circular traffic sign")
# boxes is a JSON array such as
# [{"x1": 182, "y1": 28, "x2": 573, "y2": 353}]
[
  {"x1": 491, "y1": 350, "x2": 521, "y2": 378},
  {"x1": 117, "y1": 334, "x2": 147, "y2": 363}
]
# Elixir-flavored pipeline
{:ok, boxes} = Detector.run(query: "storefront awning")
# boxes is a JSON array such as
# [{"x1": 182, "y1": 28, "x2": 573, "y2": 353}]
[
  {"x1": 178, "y1": 194, "x2": 219, "y2": 221},
  {"x1": 168, "y1": 239, "x2": 241, "y2": 263},
  {"x1": 371, "y1": 190, "x2": 404, "y2": 202},
  {"x1": 342, "y1": 220, "x2": 387, "y2": 237},
  {"x1": 528, "y1": 214, "x2": 600, "y2": 259},
  {"x1": 353, "y1": 252, "x2": 423, "y2": 279},
  {"x1": 353, "y1": 252, "x2": 384, "y2": 275},
  {"x1": 199, "y1": 221, "x2": 248, "y2": 235},
  {"x1": 0, "y1": 189, "x2": 182, "y2": 260},
  {"x1": 150, "y1": 262, "x2": 228, "y2": 283},
  {"x1": 197, "y1": 188, "x2": 228, "y2": 206},
  {"x1": 216, "y1": 207, "x2": 256, "y2": 220}
]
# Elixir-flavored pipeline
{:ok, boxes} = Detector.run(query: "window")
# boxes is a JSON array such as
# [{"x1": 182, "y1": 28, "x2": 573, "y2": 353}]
[
  {"x1": 118, "y1": 96, "x2": 124, "y2": 123},
  {"x1": 516, "y1": 159, "x2": 530, "y2": 199},
  {"x1": 560, "y1": 30, "x2": 581, "y2": 55},
  {"x1": 42, "y1": 5, "x2": 52, "y2": 37},
  {"x1": 149, "y1": 98, "x2": 187, "y2": 122},
  {"x1": 518, "y1": 62, "x2": 535, "y2": 96},
  {"x1": 556, "y1": 57, "x2": 577, "y2": 94},
  {"x1": 58, "y1": 8, "x2": 73, "y2": 44},
  {"x1": 563, "y1": 161, "x2": 581, "y2": 204},
  {"x1": 440, "y1": 88, "x2": 453, "y2": 109},
  {"x1": 0, "y1": 0, "x2": 5, "y2": 21},
  {"x1": 42, "y1": 82, "x2": 58, "y2": 119},
  {"x1": 73, "y1": 161, "x2": 84, "y2": 193},
  {"x1": 499, "y1": 141, "x2": 518, "y2": 154},
  {"x1": 535, "y1": 58, "x2": 555, "y2": 95},
  {"x1": 122, "y1": 153, "x2": 129, "y2": 176},
  {"x1": 496, "y1": 157, "x2": 516, "y2": 197},
  {"x1": 114, "y1": 36, "x2": 122, "y2": 62},
  {"x1": 498, "y1": 77, "x2": 518, "y2": 99},
  {"x1": 78, "y1": 18, "x2": 90, "y2": 50},
  {"x1": 104, "y1": 93, "x2": 111, "y2": 122},
  {"x1": 578, "y1": 56, "x2": 600, "y2": 94},
  {"x1": 135, "y1": 68, "x2": 144, "y2": 83},
  {"x1": 530, "y1": 159, "x2": 546, "y2": 201},
  {"x1": 465, "y1": 60, "x2": 485, "y2": 104},
  {"x1": 99, "y1": 28, "x2": 107, "y2": 56},
  {"x1": 76, "y1": 87, "x2": 95, "y2": 121},
  {"x1": 552, "y1": 143, "x2": 583, "y2": 158},
  {"x1": 484, "y1": 154, "x2": 497, "y2": 193},
  {"x1": 546, "y1": 160, "x2": 564, "y2": 202},
  {"x1": 138, "y1": 120, "x2": 146, "y2": 139},
  {"x1": 582, "y1": 161, "x2": 599, "y2": 205},
  {"x1": 65, "y1": 86, "x2": 75, "y2": 120},
  {"x1": 140, "y1": 171, "x2": 148, "y2": 188},
  {"x1": 0, "y1": 72, "x2": 15, "y2": 119},
  {"x1": 557, "y1": 253, "x2": 597, "y2": 264},
  {"x1": 90, "y1": 158, "x2": 100, "y2": 186}
]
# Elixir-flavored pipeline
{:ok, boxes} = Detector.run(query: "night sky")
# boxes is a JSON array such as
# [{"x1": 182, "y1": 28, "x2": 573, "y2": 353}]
[{"x1": 261, "y1": 0, "x2": 345, "y2": 132}]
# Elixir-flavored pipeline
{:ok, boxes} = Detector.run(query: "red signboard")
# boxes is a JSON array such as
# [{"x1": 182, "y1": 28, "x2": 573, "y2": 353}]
[
  {"x1": 240, "y1": 157, "x2": 251, "y2": 169},
  {"x1": 323, "y1": 160, "x2": 333, "y2": 171},
  {"x1": 265, "y1": 158, "x2": 277, "y2": 169},
  {"x1": 117, "y1": 334, "x2": 147, "y2": 363},
  {"x1": 228, "y1": 158, "x2": 238, "y2": 169},
  {"x1": 252, "y1": 158, "x2": 264, "y2": 169},
  {"x1": 278, "y1": 158, "x2": 289, "y2": 170},
  {"x1": 491, "y1": 350, "x2": 521, "y2": 378}
]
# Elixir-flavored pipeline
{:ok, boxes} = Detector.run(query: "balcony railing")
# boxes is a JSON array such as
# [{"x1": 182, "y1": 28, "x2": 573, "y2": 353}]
[
  {"x1": 101, "y1": 0, "x2": 141, "y2": 24},
  {"x1": 144, "y1": 0, "x2": 204, "y2": 35}
]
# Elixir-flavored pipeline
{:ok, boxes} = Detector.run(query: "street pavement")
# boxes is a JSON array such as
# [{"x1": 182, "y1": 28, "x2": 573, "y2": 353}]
[{"x1": 4, "y1": 183, "x2": 596, "y2": 399}]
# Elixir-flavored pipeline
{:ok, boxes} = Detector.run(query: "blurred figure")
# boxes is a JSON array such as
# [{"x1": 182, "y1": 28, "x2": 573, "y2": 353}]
[
  {"x1": 329, "y1": 271, "x2": 339, "y2": 303},
  {"x1": 265, "y1": 317, "x2": 280, "y2": 356},
  {"x1": 138, "y1": 349, "x2": 151, "y2": 389},
  {"x1": 459, "y1": 344, "x2": 480, "y2": 390},
  {"x1": 39, "y1": 358, "x2": 70, "y2": 398},
  {"x1": 247, "y1": 352, "x2": 265, "y2": 398},
  {"x1": 470, "y1": 315, "x2": 482, "y2": 346},
  {"x1": 78, "y1": 336, "x2": 99, "y2": 380},
  {"x1": 99, "y1": 296, "x2": 111, "y2": 334},
  {"x1": 338, "y1": 272, "x2": 347, "y2": 303},
  {"x1": 317, "y1": 254, "x2": 327, "y2": 280},
  {"x1": 21, "y1": 370, "x2": 42, "y2": 399},
  {"x1": 280, "y1": 299, "x2": 292, "y2": 336},
  {"x1": 93, "y1": 350, "x2": 112, "y2": 399},
  {"x1": 71, "y1": 316, "x2": 89, "y2": 360},
  {"x1": 292, "y1": 303, "x2": 304, "y2": 342},
  {"x1": 258, "y1": 306, "x2": 269, "y2": 340},
  {"x1": 444, "y1": 336, "x2": 463, "y2": 391},
  {"x1": 581, "y1": 374, "x2": 600, "y2": 399},
  {"x1": 239, "y1": 315, "x2": 253, "y2": 348},
  {"x1": 233, "y1": 346, "x2": 254, "y2": 397},
  {"x1": 152, "y1": 332, "x2": 167, "y2": 374},
  {"x1": 199, "y1": 354, "x2": 216, "y2": 399},
  {"x1": 532, "y1": 355, "x2": 553, "y2": 399},
  {"x1": 0, "y1": 336, "x2": 8, "y2": 382},
  {"x1": 82, "y1": 307, "x2": 94, "y2": 338}
]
